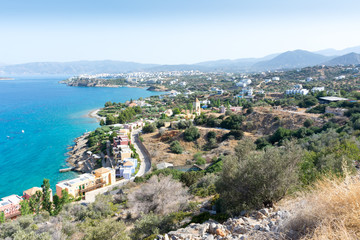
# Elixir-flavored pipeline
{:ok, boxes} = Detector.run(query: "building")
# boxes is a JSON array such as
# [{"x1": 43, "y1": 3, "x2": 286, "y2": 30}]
[
  {"x1": 113, "y1": 135, "x2": 130, "y2": 147},
  {"x1": 285, "y1": 84, "x2": 309, "y2": 95},
  {"x1": 164, "y1": 109, "x2": 173, "y2": 117},
  {"x1": 272, "y1": 77, "x2": 280, "y2": 81},
  {"x1": 120, "y1": 146, "x2": 132, "y2": 160},
  {"x1": 193, "y1": 98, "x2": 201, "y2": 116},
  {"x1": 22, "y1": 187, "x2": 42, "y2": 200},
  {"x1": 325, "y1": 107, "x2": 346, "y2": 116},
  {"x1": 311, "y1": 87, "x2": 325, "y2": 93},
  {"x1": 0, "y1": 195, "x2": 22, "y2": 219},
  {"x1": 56, "y1": 167, "x2": 115, "y2": 199},
  {"x1": 116, "y1": 158, "x2": 138, "y2": 179},
  {"x1": 319, "y1": 96, "x2": 349, "y2": 104}
]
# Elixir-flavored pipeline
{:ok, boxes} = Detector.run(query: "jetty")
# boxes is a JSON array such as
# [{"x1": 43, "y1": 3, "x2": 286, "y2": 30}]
[{"x1": 59, "y1": 167, "x2": 74, "y2": 173}]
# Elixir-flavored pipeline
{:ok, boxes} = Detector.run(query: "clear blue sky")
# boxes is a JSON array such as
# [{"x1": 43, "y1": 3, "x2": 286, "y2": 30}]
[{"x1": 1, "y1": 0, "x2": 360, "y2": 64}]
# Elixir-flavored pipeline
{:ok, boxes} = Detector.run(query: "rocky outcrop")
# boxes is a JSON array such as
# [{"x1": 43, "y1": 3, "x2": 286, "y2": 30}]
[{"x1": 157, "y1": 208, "x2": 290, "y2": 240}]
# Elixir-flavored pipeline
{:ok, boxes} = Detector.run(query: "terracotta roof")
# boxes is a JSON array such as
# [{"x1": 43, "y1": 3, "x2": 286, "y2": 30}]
[
  {"x1": 94, "y1": 167, "x2": 110, "y2": 174},
  {"x1": 123, "y1": 161, "x2": 134, "y2": 167},
  {"x1": 23, "y1": 187, "x2": 42, "y2": 196}
]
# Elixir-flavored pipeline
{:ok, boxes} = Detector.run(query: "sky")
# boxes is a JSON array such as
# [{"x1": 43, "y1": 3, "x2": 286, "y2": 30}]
[{"x1": 1, "y1": 0, "x2": 360, "y2": 65}]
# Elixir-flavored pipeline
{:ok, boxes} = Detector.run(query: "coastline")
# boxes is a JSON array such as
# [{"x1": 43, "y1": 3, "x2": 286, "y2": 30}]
[
  {"x1": 65, "y1": 132, "x2": 92, "y2": 172},
  {"x1": 88, "y1": 108, "x2": 105, "y2": 122}
]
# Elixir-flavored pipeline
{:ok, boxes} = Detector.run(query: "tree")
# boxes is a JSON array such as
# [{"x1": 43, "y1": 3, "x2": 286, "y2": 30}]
[
  {"x1": 304, "y1": 119, "x2": 313, "y2": 128},
  {"x1": 29, "y1": 191, "x2": 42, "y2": 215},
  {"x1": 41, "y1": 179, "x2": 52, "y2": 214},
  {"x1": 183, "y1": 126, "x2": 200, "y2": 142},
  {"x1": 99, "y1": 119, "x2": 105, "y2": 126},
  {"x1": 19, "y1": 200, "x2": 32, "y2": 216},
  {"x1": 104, "y1": 101, "x2": 113, "y2": 107},
  {"x1": 106, "y1": 115, "x2": 116, "y2": 125},
  {"x1": 0, "y1": 211, "x2": 4, "y2": 223},
  {"x1": 216, "y1": 139, "x2": 303, "y2": 214},
  {"x1": 170, "y1": 141, "x2": 183, "y2": 154},
  {"x1": 173, "y1": 108, "x2": 181, "y2": 115},
  {"x1": 128, "y1": 175, "x2": 189, "y2": 216},
  {"x1": 194, "y1": 152, "x2": 206, "y2": 165},
  {"x1": 143, "y1": 123, "x2": 156, "y2": 133}
]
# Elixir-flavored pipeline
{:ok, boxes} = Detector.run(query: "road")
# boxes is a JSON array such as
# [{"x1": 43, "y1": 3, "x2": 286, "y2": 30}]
[{"x1": 82, "y1": 127, "x2": 151, "y2": 203}]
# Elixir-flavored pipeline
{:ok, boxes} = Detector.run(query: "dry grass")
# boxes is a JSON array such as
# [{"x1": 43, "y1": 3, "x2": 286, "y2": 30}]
[{"x1": 281, "y1": 175, "x2": 360, "y2": 240}]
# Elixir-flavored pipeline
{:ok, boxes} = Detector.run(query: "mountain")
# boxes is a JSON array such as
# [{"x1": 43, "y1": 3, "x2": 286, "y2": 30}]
[
  {"x1": 323, "y1": 52, "x2": 360, "y2": 66},
  {"x1": 316, "y1": 46, "x2": 360, "y2": 56},
  {"x1": 195, "y1": 53, "x2": 280, "y2": 72},
  {"x1": 0, "y1": 60, "x2": 159, "y2": 75},
  {"x1": 253, "y1": 50, "x2": 332, "y2": 70}
]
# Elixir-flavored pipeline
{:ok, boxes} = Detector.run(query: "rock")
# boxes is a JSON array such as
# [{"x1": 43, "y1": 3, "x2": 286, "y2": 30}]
[
  {"x1": 164, "y1": 234, "x2": 169, "y2": 240},
  {"x1": 240, "y1": 210, "x2": 247, "y2": 216},
  {"x1": 215, "y1": 228, "x2": 226, "y2": 237},
  {"x1": 209, "y1": 222, "x2": 217, "y2": 234},
  {"x1": 259, "y1": 208, "x2": 269, "y2": 217},
  {"x1": 254, "y1": 225, "x2": 261, "y2": 230}
]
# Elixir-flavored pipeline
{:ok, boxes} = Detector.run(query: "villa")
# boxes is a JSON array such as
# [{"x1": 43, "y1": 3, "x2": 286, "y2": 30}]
[
  {"x1": 116, "y1": 158, "x2": 138, "y2": 179},
  {"x1": 56, "y1": 167, "x2": 115, "y2": 199},
  {"x1": 0, "y1": 195, "x2": 22, "y2": 219}
]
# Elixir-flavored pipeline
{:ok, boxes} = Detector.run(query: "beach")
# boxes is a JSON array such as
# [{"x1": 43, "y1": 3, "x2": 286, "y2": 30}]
[{"x1": 88, "y1": 108, "x2": 106, "y2": 122}]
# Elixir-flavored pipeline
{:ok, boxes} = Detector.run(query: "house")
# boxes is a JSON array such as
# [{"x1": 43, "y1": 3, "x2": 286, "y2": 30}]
[
  {"x1": 325, "y1": 107, "x2": 347, "y2": 116},
  {"x1": 116, "y1": 158, "x2": 138, "y2": 179},
  {"x1": 23, "y1": 187, "x2": 53, "y2": 202},
  {"x1": 113, "y1": 135, "x2": 130, "y2": 147},
  {"x1": 311, "y1": 87, "x2": 325, "y2": 93},
  {"x1": 0, "y1": 195, "x2": 22, "y2": 219},
  {"x1": 272, "y1": 77, "x2": 280, "y2": 81},
  {"x1": 56, "y1": 167, "x2": 115, "y2": 199},
  {"x1": 217, "y1": 89, "x2": 225, "y2": 95},
  {"x1": 22, "y1": 187, "x2": 42, "y2": 200},
  {"x1": 285, "y1": 84, "x2": 309, "y2": 95},
  {"x1": 120, "y1": 147, "x2": 132, "y2": 160},
  {"x1": 230, "y1": 106, "x2": 243, "y2": 112},
  {"x1": 164, "y1": 109, "x2": 173, "y2": 117}
]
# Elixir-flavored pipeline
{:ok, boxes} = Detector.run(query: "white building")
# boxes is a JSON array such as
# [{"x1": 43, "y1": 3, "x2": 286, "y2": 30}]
[
  {"x1": 285, "y1": 84, "x2": 309, "y2": 95},
  {"x1": 272, "y1": 77, "x2": 280, "y2": 81},
  {"x1": 311, "y1": 87, "x2": 325, "y2": 93}
]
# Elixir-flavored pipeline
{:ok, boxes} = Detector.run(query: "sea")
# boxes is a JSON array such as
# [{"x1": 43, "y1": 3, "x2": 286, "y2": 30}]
[{"x1": 0, "y1": 76, "x2": 163, "y2": 197}]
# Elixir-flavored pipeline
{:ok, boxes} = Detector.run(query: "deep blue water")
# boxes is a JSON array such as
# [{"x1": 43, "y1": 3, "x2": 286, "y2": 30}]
[{"x1": 0, "y1": 77, "x2": 161, "y2": 197}]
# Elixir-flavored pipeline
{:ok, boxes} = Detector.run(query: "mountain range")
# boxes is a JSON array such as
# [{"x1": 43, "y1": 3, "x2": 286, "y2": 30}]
[{"x1": 1, "y1": 46, "x2": 360, "y2": 75}]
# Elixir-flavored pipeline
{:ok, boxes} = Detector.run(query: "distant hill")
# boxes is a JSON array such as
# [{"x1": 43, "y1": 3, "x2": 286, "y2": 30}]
[
  {"x1": 2, "y1": 47, "x2": 360, "y2": 75},
  {"x1": 0, "y1": 60, "x2": 159, "y2": 75},
  {"x1": 253, "y1": 50, "x2": 331, "y2": 70},
  {"x1": 316, "y1": 46, "x2": 360, "y2": 56},
  {"x1": 323, "y1": 52, "x2": 360, "y2": 66}
]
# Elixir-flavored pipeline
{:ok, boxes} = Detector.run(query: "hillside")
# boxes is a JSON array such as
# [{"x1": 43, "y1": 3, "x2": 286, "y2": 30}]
[
  {"x1": 324, "y1": 52, "x2": 360, "y2": 66},
  {"x1": 253, "y1": 50, "x2": 331, "y2": 70}
]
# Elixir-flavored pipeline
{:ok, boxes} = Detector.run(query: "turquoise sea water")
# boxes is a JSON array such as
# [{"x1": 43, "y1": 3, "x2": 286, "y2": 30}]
[{"x1": 0, "y1": 76, "x2": 162, "y2": 197}]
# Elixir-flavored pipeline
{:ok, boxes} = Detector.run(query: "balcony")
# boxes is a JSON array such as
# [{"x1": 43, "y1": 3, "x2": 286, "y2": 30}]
[
  {"x1": 6, "y1": 211, "x2": 21, "y2": 219},
  {"x1": 79, "y1": 180, "x2": 105, "y2": 193}
]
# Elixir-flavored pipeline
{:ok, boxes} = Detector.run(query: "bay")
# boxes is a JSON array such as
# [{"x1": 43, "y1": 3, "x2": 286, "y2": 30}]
[{"x1": 0, "y1": 76, "x2": 162, "y2": 197}]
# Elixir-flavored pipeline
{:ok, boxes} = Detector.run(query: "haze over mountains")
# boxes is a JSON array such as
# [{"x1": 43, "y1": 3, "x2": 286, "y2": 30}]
[{"x1": 1, "y1": 46, "x2": 360, "y2": 76}]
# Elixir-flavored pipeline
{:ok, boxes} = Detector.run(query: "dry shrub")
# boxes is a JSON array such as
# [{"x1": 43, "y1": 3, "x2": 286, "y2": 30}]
[
  {"x1": 128, "y1": 175, "x2": 189, "y2": 216},
  {"x1": 282, "y1": 176, "x2": 360, "y2": 240}
]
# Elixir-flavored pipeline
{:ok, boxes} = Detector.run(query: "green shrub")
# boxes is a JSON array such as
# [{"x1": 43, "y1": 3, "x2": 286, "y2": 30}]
[
  {"x1": 170, "y1": 141, "x2": 183, "y2": 154},
  {"x1": 216, "y1": 139, "x2": 303, "y2": 214},
  {"x1": 183, "y1": 126, "x2": 200, "y2": 142}
]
